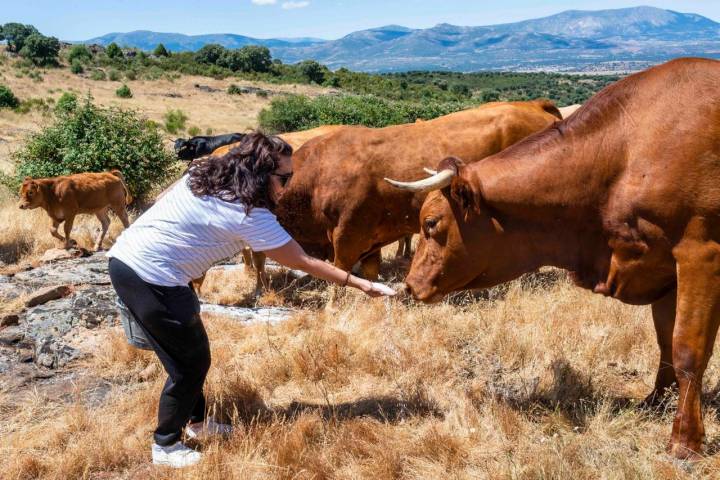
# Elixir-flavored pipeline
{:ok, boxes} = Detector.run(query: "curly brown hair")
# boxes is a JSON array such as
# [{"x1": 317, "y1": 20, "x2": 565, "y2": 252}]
[{"x1": 186, "y1": 131, "x2": 292, "y2": 211}]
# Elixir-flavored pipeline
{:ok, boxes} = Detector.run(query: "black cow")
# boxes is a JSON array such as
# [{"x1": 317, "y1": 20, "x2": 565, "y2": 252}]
[{"x1": 174, "y1": 133, "x2": 246, "y2": 160}]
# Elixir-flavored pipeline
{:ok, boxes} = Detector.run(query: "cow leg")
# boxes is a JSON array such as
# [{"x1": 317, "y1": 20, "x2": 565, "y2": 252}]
[
  {"x1": 242, "y1": 246, "x2": 255, "y2": 271},
  {"x1": 641, "y1": 289, "x2": 677, "y2": 407},
  {"x1": 112, "y1": 204, "x2": 131, "y2": 229},
  {"x1": 403, "y1": 235, "x2": 413, "y2": 259},
  {"x1": 667, "y1": 219, "x2": 720, "y2": 460},
  {"x1": 360, "y1": 250, "x2": 381, "y2": 281},
  {"x1": 62, "y1": 215, "x2": 76, "y2": 249},
  {"x1": 94, "y1": 209, "x2": 111, "y2": 251},
  {"x1": 49, "y1": 218, "x2": 65, "y2": 243},
  {"x1": 252, "y1": 250, "x2": 268, "y2": 297}
]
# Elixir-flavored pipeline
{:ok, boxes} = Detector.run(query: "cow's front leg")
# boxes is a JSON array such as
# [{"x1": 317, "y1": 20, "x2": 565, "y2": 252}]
[
  {"x1": 641, "y1": 289, "x2": 677, "y2": 407},
  {"x1": 94, "y1": 209, "x2": 111, "y2": 251},
  {"x1": 62, "y1": 215, "x2": 76, "y2": 249},
  {"x1": 668, "y1": 219, "x2": 720, "y2": 460},
  {"x1": 49, "y1": 218, "x2": 65, "y2": 243}
]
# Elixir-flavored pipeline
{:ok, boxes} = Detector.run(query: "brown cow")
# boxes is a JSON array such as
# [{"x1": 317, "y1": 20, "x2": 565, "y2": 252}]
[
  {"x1": 275, "y1": 100, "x2": 563, "y2": 280},
  {"x1": 18, "y1": 170, "x2": 132, "y2": 251},
  {"x1": 386, "y1": 58, "x2": 720, "y2": 459}
]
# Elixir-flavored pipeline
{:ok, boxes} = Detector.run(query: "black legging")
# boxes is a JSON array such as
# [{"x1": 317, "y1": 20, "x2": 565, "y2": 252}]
[{"x1": 108, "y1": 257, "x2": 211, "y2": 446}]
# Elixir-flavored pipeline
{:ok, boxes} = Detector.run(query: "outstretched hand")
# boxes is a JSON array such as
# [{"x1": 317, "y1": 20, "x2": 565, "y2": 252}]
[{"x1": 364, "y1": 282, "x2": 397, "y2": 297}]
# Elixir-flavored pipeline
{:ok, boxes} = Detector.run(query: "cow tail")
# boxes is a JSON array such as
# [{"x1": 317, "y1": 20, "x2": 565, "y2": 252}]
[
  {"x1": 535, "y1": 99, "x2": 563, "y2": 120},
  {"x1": 110, "y1": 169, "x2": 133, "y2": 204}
]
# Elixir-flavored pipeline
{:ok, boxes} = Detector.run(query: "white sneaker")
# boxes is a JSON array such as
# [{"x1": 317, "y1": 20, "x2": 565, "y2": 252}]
[
  {"x1": 185, "y1": 418, "x2": 233, "y2": 440},
  {"x1": 151, "y1": 442, "x2": 201, "y2": 468}
]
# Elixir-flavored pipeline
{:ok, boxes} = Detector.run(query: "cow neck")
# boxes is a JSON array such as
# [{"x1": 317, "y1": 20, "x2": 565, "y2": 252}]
[{"x1": 473, "y1": 122, "x2": 619, "y2": 272}]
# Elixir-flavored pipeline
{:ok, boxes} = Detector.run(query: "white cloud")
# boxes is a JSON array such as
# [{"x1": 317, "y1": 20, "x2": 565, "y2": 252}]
[
  {"x1": 251, "y1": 0, "x2": 276, "y2": 5},
  {"x1": 282, "y1": 1, "x2": 310, "y2": 9}
]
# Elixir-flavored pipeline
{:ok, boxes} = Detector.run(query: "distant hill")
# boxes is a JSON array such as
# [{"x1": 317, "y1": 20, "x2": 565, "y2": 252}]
[{"x1": 83, "y1": 6, "x2": 720, "y2": 72}]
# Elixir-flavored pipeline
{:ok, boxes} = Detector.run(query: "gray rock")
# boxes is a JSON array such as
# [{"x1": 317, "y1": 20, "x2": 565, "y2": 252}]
[
  {"x1": 12, "y1": 253, "x2": 110, "y2": 288},
  {"x1": 34, "y1": 336, "x2": 79, "y2": 369},
  {"x1": 200, "y1": 304, "x2": 294, "y2": 325}
]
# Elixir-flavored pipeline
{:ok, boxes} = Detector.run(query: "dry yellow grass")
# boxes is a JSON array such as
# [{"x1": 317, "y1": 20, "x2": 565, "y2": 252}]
[{"x1": 2, "y1": 277, "x2": 720, "y2": 479}]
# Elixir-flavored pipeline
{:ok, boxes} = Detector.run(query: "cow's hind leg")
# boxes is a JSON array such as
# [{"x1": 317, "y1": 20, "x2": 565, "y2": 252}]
[
  {"x1": 94, "y1": 209, "x2": 111, "y2": 251},
  {"x1": 62, "y1": 215, "x2": 76, "y2": 249},
  {"x1": 641, "y1": 289, "x2": 677, "y2": 407},
  {"x1": 667, "y1": 217, "x2": 720, "y2": 460},
  {"x1": 252, "y1": 250, "x2": 268, "y2": 297},
  {"x1": 111, "y1": 204, "x2": 130, "y2": 229}
]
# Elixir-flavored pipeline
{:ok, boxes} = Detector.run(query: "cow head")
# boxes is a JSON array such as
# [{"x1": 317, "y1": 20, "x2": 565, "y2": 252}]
[
  {"x1": 174, "y1": 138, "x2": 196, "y2": 160},
  {"x1": 385, "y1": 157, "x2": 521, "y2": 303},
  {"x1": 18, "y1": 178, "x2": 43, "y2": 210}
]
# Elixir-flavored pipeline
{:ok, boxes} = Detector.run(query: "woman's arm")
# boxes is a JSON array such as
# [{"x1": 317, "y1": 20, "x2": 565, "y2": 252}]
[{"x1": 264, "y1": 240, "x2": 396, "y2": 297}]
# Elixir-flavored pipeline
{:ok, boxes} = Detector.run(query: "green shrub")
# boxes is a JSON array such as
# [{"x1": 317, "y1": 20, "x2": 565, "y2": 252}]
[
  {"x1": 106, "y1": 42, "x2": 123, "y2": 59},
  {"x1": 12, "y1": 96, "x2": 176, "y2": 199},
  {"x1": 108, "y1": 69, "x2": 121, "y2": 81},
  {"x1": 115, "y1": 84, "x2": 132, "y2": 98},
  {"x1": 19, "y1": 33, "x2": 60, "y2": 66},
  {"x1": 205, "y1": 127, "x2": 213, "y2": 135},
  {"x1": 68, "y1": 44, "x2": 92, "y2": 64},
  {"x1": 90, "y1": 69, "x2": 106, "y2": 81},
  {"x1": 153, "y1": 43, "x2": 170, "y2": 57},
  {"x1": 125, "y1": 69, "x2": 137, "y2": 81},
  {"x1": 0, "y1": 84, "x2": 20, "y2": 109},
  {"x1": 163, "y1": 109, "x2": 188, "y2": 134},
  {"x1": 298, "y1": 60, "x2": 326, "y2": 84},
  {"x1": 15, "y1": 97, "x2": 49, "y2": 114},
  {"x1": 227, "y1": 84, "x2": 242, "y2": 95},
  {"x1": 258, "y1": 94, "x2": 470, "y2": 133},
  {"x1": 188, "y1": 126, "x2": 201, "y2": 136},
  {"x1": 70, "y1": 59, "x2": 84, "y2": 74},
  {"x1": 55, "y1": 92, "x2": 78, "y2": 113}
]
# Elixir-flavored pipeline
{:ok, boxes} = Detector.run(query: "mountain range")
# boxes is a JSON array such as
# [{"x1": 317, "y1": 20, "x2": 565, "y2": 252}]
[{"x1": 84, "y1": 6, "x2": 720, "y2": 72}]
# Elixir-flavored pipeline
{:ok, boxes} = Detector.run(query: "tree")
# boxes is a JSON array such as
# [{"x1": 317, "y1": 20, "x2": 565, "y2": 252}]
[
  {"x1": 68, "y1": 44, "x2": 92, "y2": 63},
  {"x1": 2, "y1": 23, "x2": 39, "y2": 52},
  {"x1": 153, "y1": 43, "x2": 169, "y2": 57},
  {"x1": 298, "y1": 60, "x2": 326, "y2": 84},
  {"x1": 194, "y1": 44, "x2": 226, "y2": 64},
  {"x1": 0, "y1": 84, "x2": 20, "y2": 109},
  {"x1": 106, "y1": 42, "x2": 123, "y2": 59},
  {"x1": 238, "y1": 45, "x2": 272, "y2": 73},
  {"x1": 19, "y1": 33, "x2": 60, "y2": 66}
]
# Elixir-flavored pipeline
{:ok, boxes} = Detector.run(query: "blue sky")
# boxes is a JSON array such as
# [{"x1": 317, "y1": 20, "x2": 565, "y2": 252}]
[{"x1": 3, "y1": 1, "x2": 719, "y2": 41}]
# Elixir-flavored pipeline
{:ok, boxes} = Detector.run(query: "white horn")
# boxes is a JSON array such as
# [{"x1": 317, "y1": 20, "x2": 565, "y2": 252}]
[
  {"x1": 423, "y1": 167, "x2": 437, "y2": 175},
  {"x1": 384, "y1": 168, "x2": 456, "y2": 193}
]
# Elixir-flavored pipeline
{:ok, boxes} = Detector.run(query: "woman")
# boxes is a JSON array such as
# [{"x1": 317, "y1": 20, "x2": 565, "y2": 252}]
[{"x1": 107, "y1": 132, "x2": 395, "y2": 468}]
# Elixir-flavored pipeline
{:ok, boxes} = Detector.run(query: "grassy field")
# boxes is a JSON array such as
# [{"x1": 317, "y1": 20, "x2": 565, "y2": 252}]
[{"x1": 2, "y1": 271, "x2": 720, "y2": 479}]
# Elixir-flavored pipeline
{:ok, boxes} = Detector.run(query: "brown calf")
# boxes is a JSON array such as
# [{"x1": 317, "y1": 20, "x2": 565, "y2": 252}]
[{"x1": 18, "y1": 170, "x2": 132, "y2": 251}]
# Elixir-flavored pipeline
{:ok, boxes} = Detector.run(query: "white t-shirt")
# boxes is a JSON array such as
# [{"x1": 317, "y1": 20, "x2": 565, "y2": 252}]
[{"x1": 107, "y1": 175, "x2": 292, "y2": 286}]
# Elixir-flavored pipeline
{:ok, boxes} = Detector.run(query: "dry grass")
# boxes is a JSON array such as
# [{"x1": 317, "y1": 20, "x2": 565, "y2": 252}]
[{"x1": 2, "y1": 277, "x2": 720, "y2": 479}]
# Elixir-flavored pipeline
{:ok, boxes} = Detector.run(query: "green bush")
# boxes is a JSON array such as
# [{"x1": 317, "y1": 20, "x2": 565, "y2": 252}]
[
  {"x1": 54, "y1": 92, "x2": 78, "y2": 113},
  {"x1": 153, "y1": 43, "x2": 170, "y2": 57},
  {"x1": 12, "y1": 96, "x2": 176, "y2": 199},
  {"x1": 125, "y1": 69, "x2": 137, "y2": 81},
  {"x1": 298, "y1": 60, "x2": 326, "y2": 84},
  {"x1": 188, "y1": 126, "x2": 201, "y2": 136},
  {"x1": 70, "y1": 59, "x2": 84, "y2": 74},
  {"x1": 19, "y1": 33, "x2": 60, "y2": 66},
  {"x1": 90, "y1": 69, "x2": 106, "y2": 81},
  {"x1": 163, "y1": 109, "x2": 188, "y2": 134},
  {"x1": 2, "y1": 23, "x2": 39, "y2": 52},
  {"x1": 0, "y1": 84, "x2": 20, "y2": 109},
  {"x1": 115, "y1": 84, "x2": 132, "y2": 98},
  {"x1": 106, "y1": 42, "x2": 123, "y2": 59},
  {"x1": 68, "y1": 44, "x2": 92, "y2": 64},
  {"x1": 258, "y1": 94, "x2": 470, "y2": 133},
  {"x1": 227, "y1": 84, "x2": 242, "y2": 95},
  {"x1": 15, "y1": 97, "x2": 50, "y2": 114},
  {"x1": 108, "y1": 69, "x2": 121, "y2": 81}
]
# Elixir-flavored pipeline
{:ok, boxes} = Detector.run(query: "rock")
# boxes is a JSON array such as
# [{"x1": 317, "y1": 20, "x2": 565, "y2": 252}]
[
  {"x1": 0, "y1": 327, "x2": 24, "y2": 346},
  {"x1": 34, "y1": 336, "x2": 79, "y2": 369},
  {"x1": 25, "y1": 285, "x2": 73, "y2": 307},
  {"x1": 200, "y1": 304, "x2": 294, "y2": 325},
  {"x1": 35, "y1": 247, "x2": 91, "y2": 266},
  {"x1": 13, "y1": 252, "x2": 110, "y2": 288},
  {"x1": 0, "y1": 313, "x2": 20, "y2": 327}
]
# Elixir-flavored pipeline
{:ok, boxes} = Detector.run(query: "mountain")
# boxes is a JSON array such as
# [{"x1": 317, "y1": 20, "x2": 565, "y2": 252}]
[
  {"x1": 83, "y1": 7, "x2": 720, "y2": 72},
  {"x1": 83, "y1": 31, "x2": 325, "y2": 51}
]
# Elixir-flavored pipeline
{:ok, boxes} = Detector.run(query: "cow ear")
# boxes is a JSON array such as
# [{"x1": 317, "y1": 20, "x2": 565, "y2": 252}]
[{"x1": 450, "y1": 174, "x2": 483, "y2": 219}]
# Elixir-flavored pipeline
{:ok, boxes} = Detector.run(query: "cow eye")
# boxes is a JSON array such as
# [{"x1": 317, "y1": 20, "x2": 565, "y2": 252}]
[{"x1": 424, "y1": 217, "x2": 439, "y2": 233}]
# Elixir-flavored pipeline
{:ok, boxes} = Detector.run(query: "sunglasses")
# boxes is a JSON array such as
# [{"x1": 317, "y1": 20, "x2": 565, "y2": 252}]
[{"x1": 271, "y1": 172, "x2": 293, "y2": 187}]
